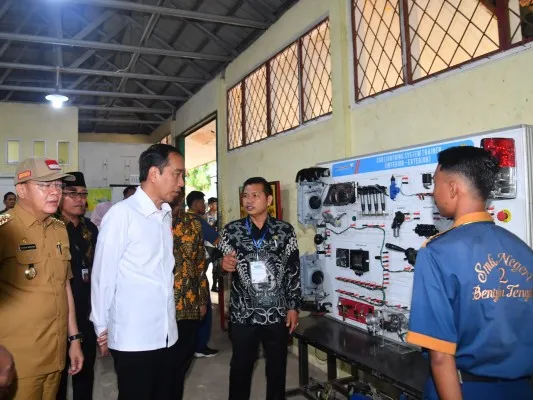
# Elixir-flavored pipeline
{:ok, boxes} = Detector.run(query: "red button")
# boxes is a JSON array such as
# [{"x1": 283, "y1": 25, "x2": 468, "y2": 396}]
[{"x1": 497, "y1": 211, "x2": 508, "y2": 222}]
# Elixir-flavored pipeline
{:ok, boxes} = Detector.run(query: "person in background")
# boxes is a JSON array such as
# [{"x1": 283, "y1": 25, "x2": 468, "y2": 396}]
[
  {"x1": 122, "y1": 185, "x2": 136, "y2": 200},
  {"x1": 0, "y1": 192, "x2": 16, "y2": 214},
  {"x1": 56, "y1": 172, "x2": 101, "y2": 400},
  {"x1": 90, "y1": 144, "x2": 184, "y2": 400},
  {"x1": 170, "y1": 188, "x2": 209, "y2": 399},
  {"x1": 186, "y1": 190, "x2": 220, "y2": 358},
  {"x1": 0, "y1": 157, "x2": 84, "y2": 400},
  {"x1": 406, "y1": 146, "x2": 533, "y2": 400},
  {"x1": 206, "y1": 197, "x2": 221, "y2": 292},
  {"x1": 0, "y1": 345, "x2": 15, "y2": 399},
  {"x1": 90, "y1": 185, "x2": 136, "y2": 229},
  {"x1": 206, "y1": 197, "x2": 218, "y2": 229},
  {"x1": 219, "y1": 177, "x2": 301, "y2": 400}
]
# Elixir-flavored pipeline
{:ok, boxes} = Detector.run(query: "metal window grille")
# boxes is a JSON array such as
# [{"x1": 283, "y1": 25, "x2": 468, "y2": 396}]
[
  {"x1": 227, "y1": 83, "x2": 243, "y2": 150},
  {"x1": 301, "y1": 19, "x2": 333, "y2": 122},
  {"x1": 353, "y1": 0, "x2": 404, "y2": 100},
  {"x1": 509, "y1": 0, "x2": 533, "y2": 44},
  {"x1": 226, "y1": 19, "x2": 332, "y2": 150},
  {"x1": 269, "y1": 43, "x2": 300, "y2": 134},
  {"x1": 408, "y1": 0, "x2": 500, "y2": 81},
  {"x1": 244, "y1": 65, "x2": 268, "y2": 145},
  {"x1": 352, "y1": 1, "x2": 532, "y2": 100}
]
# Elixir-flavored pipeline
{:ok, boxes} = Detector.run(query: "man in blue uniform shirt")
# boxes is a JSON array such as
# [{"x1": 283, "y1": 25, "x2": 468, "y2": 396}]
[{"x1": 407, "y1": 146, "x2": 533, "y2": 399}]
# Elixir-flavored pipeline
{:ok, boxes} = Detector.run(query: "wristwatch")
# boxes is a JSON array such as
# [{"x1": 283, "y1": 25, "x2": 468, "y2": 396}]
[{"x1": 68, "y1": 333, "x2": 84, "y2": 343}]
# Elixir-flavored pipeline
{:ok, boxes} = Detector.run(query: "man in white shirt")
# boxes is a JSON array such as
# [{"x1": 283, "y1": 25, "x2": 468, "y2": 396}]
[{"x1": 90, "y1": 144, "x2": 185, "y2": 400}]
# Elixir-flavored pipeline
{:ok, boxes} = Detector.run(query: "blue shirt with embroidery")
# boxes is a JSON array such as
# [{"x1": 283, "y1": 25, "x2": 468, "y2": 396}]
[{"x1": 407, "y1": 213, "x2": 533, "y2": 379}]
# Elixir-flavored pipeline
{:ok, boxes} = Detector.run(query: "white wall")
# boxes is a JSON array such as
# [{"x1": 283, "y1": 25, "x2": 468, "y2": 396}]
[{"x1": 79, "y1": 142, "x2": 150, "y2": 188}]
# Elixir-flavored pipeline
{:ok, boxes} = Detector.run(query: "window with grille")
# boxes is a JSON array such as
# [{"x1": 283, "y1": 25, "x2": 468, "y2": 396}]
[
  {"x1": 301, "y1": 20, "x2": 333, "y2": 122},
  {"x1": 270, "y1": 43, "x2": 300, "y2": 134},
  {"x1": 352, "y1": 0, "x2": 533, "y2": 100},
  {"x1": 227, "y1": 19, "x2": 332, "y2": 150},
  {"x1": 353, "y1": 0, "x2": 404, "y2": 100}
]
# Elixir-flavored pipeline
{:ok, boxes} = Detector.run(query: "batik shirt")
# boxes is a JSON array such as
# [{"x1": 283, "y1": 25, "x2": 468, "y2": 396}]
[
  {"x1": 217, "y1": 216, "x2": 302, "y2": 326},
  {"x1": 172, "y1": 210, "x2": 209, "y2": 321}
]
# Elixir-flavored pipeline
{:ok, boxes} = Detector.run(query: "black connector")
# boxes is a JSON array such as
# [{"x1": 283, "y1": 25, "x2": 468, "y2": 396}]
[{"x1": 414, "y1": 224, "x2": 439, "y2": 238}]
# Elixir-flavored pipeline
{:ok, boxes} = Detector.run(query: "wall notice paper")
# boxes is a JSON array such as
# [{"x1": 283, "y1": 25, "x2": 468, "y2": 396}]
[{"x1": 87, "y1": 188, "x2": 112, "y2": 212}]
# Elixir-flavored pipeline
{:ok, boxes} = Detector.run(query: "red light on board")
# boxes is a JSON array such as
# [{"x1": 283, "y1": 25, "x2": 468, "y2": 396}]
[{"x1": 481, "y1": 138, "x2": 516, "y2": 168}]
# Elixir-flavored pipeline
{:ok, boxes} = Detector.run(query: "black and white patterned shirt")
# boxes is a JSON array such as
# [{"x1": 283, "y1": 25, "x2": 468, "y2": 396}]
[{"x1": 218, "y1": 216, "x2": 302, "y2": 326}]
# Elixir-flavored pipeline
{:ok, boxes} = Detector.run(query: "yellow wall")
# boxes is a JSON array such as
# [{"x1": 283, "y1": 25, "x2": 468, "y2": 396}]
[
  {"x1": 0, "y1": 103, "x2": 79, "y2": 174},
  {"x1": 173, "y1": 0, "x2": 533, "y2": 374},
  {"x1": 177, "y1": 0, "x2": 533, "y2": 247}
]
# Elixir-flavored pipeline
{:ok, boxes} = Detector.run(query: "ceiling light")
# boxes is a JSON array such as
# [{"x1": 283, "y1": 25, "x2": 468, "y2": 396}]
[
  {"x1": 46, "y1": 93, "x2": 69, "y2": 109},
  {"x1": 46, "y1": 66, "x2": 68, "y2": 108}
]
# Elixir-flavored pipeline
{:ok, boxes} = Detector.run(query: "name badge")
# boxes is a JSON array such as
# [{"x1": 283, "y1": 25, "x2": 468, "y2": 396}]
[
  {"x1": 250, "y1": 261, "x2": 268, "y2": 284},
  {"x1": 81, "y1": 268, "x2": 90, "y2": 283},
  {"x1": 19, "y1": 244, "x2": 37, "y2": 251}
]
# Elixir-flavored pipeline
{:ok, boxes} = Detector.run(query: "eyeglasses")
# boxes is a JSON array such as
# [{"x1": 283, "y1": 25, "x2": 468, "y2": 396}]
[
  {"x1": 63, "y1": 191, "x2": 89, "y2": 200},
  {"x1": 28, "y1": 182, "x2": 65, "y2": 192}
]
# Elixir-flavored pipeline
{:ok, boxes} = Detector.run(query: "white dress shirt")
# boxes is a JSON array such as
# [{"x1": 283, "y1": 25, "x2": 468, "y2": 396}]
[{"x1": 90, "y1": 187, "x2": 178, "y2": 351}]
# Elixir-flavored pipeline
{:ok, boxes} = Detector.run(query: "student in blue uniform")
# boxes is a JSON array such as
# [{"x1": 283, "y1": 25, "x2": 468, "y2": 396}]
[{"x1": 407, "y1": 145, "x2": 533, "y2": 400}]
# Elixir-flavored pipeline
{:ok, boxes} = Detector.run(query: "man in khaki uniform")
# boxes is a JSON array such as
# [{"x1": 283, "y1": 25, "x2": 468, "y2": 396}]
[{"x1": 0, "y1": 157, "x2": 84, "y2": 400}]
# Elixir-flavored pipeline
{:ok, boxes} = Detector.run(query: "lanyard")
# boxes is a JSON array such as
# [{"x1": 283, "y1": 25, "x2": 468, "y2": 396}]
[{"x1": 245, "y1": 218, "x2": 267, "y2": 250}]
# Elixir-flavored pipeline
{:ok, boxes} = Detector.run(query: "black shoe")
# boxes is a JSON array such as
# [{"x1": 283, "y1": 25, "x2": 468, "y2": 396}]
[{"x1": 194, "y1": 346, "x2": 219, "y2": 358}]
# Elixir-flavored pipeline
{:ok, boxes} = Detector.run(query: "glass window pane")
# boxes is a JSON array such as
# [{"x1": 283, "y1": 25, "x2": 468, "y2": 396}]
[
  {"x1": 33, "y1": 141, "x2": 45, "y2": 157},
  {"x1": 7, "y1": 140, "x2": 19, "y2": 164},
  {"x1": 58, "y1": 142, "x2": 70, "y2": 164},
  {"x1": 301, "y1": 19, "x2": 333, "y2": 122}
]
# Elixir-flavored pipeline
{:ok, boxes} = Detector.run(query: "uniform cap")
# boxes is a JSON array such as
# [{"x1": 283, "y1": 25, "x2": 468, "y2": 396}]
[{"x1": 14, "y1": 157, "x2": 75, "y2": 185}]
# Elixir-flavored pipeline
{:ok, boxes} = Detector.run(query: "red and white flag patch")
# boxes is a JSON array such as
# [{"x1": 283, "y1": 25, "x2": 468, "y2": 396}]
[{"x1": 45, "y1": 159, "x2": 61, "y2": 170}]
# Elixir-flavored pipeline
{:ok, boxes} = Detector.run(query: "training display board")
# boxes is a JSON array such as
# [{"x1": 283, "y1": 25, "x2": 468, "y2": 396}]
[{"x1": 297, "y1": 125, "x2": 533, "y2": 346}]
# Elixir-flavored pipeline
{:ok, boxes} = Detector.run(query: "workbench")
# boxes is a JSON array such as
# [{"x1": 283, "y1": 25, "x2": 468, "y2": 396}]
[{"x1": 286, "y1": 315, "x2": 429, "y2": 399}]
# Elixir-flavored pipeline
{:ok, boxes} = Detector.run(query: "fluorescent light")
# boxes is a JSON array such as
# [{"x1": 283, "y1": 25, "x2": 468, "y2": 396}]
[{"x1": 45, "y1": 93, "x2": 69, "y2": 108}]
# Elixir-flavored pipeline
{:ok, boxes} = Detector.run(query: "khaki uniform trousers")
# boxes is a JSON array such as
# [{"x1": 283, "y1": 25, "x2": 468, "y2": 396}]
[{"x1": 7, "y1": 371, "x2": 61, "y2": 400}]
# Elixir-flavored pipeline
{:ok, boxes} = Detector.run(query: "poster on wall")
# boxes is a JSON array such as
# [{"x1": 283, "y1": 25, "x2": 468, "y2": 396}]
[
  {"x1": 87, "y1": 188, "x2": 112, "y2": 212},
  {"x1": 239, "y1": 181, "x2": 282, "y2": 220}
]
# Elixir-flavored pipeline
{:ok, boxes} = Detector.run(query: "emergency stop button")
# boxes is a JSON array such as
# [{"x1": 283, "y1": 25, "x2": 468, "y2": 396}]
[{"x1": 497, "y1": 209, "x2": 511, "y2": 223}]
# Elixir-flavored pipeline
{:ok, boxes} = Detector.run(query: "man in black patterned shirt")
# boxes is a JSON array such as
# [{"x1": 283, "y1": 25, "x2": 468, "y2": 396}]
[{"x1": 219, "y1": 177, "x2": 301, "y2": 400}]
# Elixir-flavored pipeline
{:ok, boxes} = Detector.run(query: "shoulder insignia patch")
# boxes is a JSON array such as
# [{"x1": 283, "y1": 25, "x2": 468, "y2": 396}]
[
  {"x1": 0, "y1": 213, "x2": 13, "y2": 227},
  {"x1": 51, "y1": 217, "x2": 66, "y2": 227}
]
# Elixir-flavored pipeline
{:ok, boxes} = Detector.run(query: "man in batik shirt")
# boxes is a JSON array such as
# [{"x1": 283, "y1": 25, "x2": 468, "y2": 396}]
[
  {"x1": 171, "y1": 188, "x2": 209, "y2": 400},
  {"x1": 220, "y1": 176, "x2": 301, "y2": 400}
]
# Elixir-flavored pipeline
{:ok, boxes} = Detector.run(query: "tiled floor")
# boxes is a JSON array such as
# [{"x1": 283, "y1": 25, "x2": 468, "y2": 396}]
[{"x1": 72, "y1": 305, "x2": 325, "y2": 399}]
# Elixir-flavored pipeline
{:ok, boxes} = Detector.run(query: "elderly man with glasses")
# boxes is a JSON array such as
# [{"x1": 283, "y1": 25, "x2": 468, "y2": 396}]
[
  {"x1": 0, "y1": 157, "x2": 84, "y2": 400},
  {"x1": 55, "y1": 172, "x2": 101, "y2": 400}
]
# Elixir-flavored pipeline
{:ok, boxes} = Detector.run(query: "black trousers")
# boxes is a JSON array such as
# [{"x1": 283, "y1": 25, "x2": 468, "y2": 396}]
[
  {"x1": 110, "y1": 341, "x2": 179, "y2": 400},
  {"x1": 56, "y1": 327, "x2": 97, "y2": 400},
  {"x1": 175, "y1": 320, "x2": 201, "y2": 400},
  {"x1": 229, "y1": 322, "x2": 289, "y2": 400}
]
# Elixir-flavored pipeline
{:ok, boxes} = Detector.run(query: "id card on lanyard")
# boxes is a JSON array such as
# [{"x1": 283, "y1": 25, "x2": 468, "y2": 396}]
[{"x1": 246, "y1": 218, "x2": 268, "y2": 284}]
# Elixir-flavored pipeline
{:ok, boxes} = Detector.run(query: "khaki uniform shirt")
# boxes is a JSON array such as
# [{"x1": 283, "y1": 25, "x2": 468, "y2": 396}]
[{"x1": 0, "y1": 204, "x2": 72, "y2": 378}]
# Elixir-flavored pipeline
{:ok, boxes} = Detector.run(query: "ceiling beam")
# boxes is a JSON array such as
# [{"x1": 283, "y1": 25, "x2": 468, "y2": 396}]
[
  {"x1": 78, "y1": 105, "x2": 173, "y2": 114},
  {"x1": 0, "y1": 62, "x2": 206, "y2": 84},
  {"x1": 79, "y1": 117, "x2": 164, "y2": 125},
  {"x1": 54, "y1": 0, "x2": 269, "y2": 29},
  {"x1": 0, "y1": 85, "x2": 187, "y2": 101},
  {"x1": 73, "y1": 10, "x2": 115, "y2": 40},
  {"x1": 0, "y1": 32, "x2": 233, "y2": 62},
  {"x1": 104, "y1": 0, "x2": 165, "y2": 121}
]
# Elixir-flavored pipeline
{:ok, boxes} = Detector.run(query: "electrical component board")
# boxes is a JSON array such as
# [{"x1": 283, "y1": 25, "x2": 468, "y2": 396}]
[{"x1": 297, "y1": 125, "x2": 533, "y2": 346}]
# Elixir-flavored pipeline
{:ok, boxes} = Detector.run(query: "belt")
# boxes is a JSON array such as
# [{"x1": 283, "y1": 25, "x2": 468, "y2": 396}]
[{"x1": 459, "y1": 370, "x2": 531, "y2": 383}]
